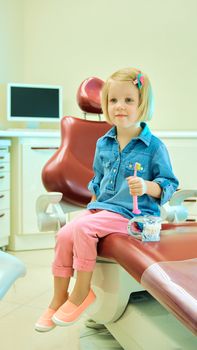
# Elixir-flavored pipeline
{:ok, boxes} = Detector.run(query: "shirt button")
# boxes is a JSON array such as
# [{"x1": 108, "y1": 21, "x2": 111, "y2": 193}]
[
  {"x1": 113, "y1": 169, "x2": 116, "y2": 172},
  {"x1": 110, "y1": 180, "x2": 113, "y2": 184}
]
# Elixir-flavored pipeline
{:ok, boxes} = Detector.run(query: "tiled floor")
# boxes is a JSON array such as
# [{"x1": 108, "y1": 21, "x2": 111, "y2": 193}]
[{"x1": 0, "y1": 249, "x2": 123, "y2": 350}]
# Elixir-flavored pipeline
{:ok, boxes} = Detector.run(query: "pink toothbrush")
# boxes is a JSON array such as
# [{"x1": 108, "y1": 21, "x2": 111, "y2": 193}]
[{"x1": 132, "y1": 162, "x2": 142, "y2": 214}]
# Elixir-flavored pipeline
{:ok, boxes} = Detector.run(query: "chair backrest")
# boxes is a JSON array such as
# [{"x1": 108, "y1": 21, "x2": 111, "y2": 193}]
[{"x1": 42, "y1": 116, "x2": 110, "y2": 206}]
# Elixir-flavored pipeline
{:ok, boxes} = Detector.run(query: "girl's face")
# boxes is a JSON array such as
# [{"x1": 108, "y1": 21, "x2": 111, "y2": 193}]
[{"x1": 107, "y1": 80, "x2": 139, "y2": 130}]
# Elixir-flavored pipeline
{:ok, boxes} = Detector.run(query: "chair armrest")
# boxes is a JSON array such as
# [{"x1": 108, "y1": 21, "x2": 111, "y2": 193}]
[
  {"x1": 169, "y1": 189, "x2": 197, "y2": 205},
  {"x1": 160, "y1": 189, "x2": 197, "y2": 222},
  {"x1": 36, "y1": 192, "x2": 65, "y2": 232}
]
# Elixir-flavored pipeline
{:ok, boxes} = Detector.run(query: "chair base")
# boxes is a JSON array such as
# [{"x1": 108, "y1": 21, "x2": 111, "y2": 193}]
[
  {"x1": 85, "y1": 259, "x2": 144, "y2": 324},
  {"x1": 84, "y1": 259, "x2": 196, "y2": 350},
  {"x1": 106, "y1": 294, "x2": 197, "y2": 350}
]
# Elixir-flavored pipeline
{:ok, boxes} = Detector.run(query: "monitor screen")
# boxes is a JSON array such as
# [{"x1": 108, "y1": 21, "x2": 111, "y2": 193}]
[{"x1": 7, "y1": 83, "x2": 63, "y2": 123}]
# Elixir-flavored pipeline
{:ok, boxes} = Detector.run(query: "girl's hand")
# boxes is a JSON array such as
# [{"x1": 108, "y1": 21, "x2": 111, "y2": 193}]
[{"x1": 126, "y1": 176, "x2": 147, "y2": 196}]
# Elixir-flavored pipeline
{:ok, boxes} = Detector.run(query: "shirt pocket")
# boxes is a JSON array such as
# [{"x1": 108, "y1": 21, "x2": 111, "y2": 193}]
[
  {"x1": 100, "y1": 151, "x2": 115, "y2": 174},
  {"x1": 124, "y1": 161, "x2": 145, "y2": 178}
]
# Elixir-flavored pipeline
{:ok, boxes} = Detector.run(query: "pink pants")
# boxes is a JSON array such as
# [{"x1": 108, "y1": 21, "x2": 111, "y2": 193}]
[{"x1": 52, "y1": 210, "x2": 129, "y2": 277}]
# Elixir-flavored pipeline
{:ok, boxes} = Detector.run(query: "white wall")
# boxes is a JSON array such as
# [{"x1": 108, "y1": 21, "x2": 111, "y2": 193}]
[
  {"x1": 0, "y1": 0, "x2": 24, "y2": 81},
  {"x1": 0, "y1": 0, "x2": 197, "y2": 130},
  {"x1": 0, "y1": 0, "x2": 25, "y2": 127}
]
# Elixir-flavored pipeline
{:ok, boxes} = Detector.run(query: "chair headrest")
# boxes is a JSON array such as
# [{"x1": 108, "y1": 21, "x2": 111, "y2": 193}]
[{"x1": 76, "y1": 77, "x2": 104, "y2": 114}]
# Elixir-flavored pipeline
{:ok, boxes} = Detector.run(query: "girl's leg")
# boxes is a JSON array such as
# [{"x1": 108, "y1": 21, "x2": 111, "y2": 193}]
[
  {"x1": 50, "y1": 210, "x2": 93, "y2": 308},
  {"x1": 69, "y1": 271, "x2": 93, "y2": 305},
  {"x1": 49, "y1": 276, "x2": 70, "y2": 310},
  {"x1": 51, "y1": 210, "x2": 129, "y2": 326},
  {"x1": 35, "y1": 210, "x2": 93, "y2": 331},
  {"x1": 35, "y1": 276, "x2": 71, "y2": 331},
  {"x1": 69, "y1": 210, "x2": 129, "y2": 305}
]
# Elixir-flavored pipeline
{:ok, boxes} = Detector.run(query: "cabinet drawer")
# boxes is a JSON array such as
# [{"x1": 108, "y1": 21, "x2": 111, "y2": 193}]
[
  {"x1": 0, "y1": 152, "x2": 10, "y2": 163},
  {"x1": 0, "y1": 209, "x2": 10, "y2": 238},
  {"x1": 0, "y1": 191, "x2": 10, "y2": 210},
  {"x1": 0, "y1": 163, "x2": 10, "y2": 172},
  {"x1": 0, "y1": 172, "x2": 10, "y2": 191}
]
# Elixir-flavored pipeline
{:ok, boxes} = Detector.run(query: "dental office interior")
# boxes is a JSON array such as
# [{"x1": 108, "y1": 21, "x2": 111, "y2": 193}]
[{"x1": 0, "y1": 0, "x2": 197, "y2": 349}]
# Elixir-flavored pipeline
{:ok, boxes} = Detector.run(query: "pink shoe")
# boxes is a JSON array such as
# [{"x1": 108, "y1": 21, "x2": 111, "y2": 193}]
[
  {"x1": 52, "y1": 289, "x2": 96, "y2": 326},
  {"x1": 35, "y1": 308, "x2": 56, "y2": 332}
]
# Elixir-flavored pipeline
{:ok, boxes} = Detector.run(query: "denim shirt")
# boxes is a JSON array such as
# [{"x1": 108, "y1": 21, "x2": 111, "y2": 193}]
[{"x1": 87, "y1": 122, "x2": 179, "y2": 219}]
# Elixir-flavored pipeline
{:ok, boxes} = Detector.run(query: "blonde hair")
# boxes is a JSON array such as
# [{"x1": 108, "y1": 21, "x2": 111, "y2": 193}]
[{"x1": 101, "y1": 67, "x2": 154, "y2": 124}]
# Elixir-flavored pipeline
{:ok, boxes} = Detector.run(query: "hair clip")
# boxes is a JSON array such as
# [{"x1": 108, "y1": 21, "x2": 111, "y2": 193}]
[{"x1": 133, "y1": 73, "x2": 144, "y2": 90}]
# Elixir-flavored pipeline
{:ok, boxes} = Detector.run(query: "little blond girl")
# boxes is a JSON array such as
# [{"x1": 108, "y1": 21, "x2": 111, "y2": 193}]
[{"x1": 35, "y1": 67, "x2": 178, "y2": 332}]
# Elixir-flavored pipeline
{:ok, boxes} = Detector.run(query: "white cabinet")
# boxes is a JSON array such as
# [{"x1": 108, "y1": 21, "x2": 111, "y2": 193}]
[
  {"x1": 0, "y1": 140, "x2": 11, "y2": 249},
  {"x1": 21, "y1": 140, "x2": 59, "y2": 234},
  {"x1": 8, "y1": 135, "x2": 60, "y2": 250}
]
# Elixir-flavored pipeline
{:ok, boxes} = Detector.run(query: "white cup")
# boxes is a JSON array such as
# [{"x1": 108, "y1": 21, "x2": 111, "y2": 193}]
[{"x1": 127, "y1": 215, "x2": 162, "y2": 242}]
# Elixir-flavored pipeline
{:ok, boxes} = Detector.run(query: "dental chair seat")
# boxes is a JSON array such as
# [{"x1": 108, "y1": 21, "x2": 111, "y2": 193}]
[{"x1": 96, "y1": 225, "x2": 197, "y2": 335}]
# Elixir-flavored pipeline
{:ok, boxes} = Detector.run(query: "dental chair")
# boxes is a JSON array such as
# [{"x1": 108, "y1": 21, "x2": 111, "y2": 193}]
[
  {"x1": 36, "y1": 77, "x2": 197, "y2": 349},
  {"x1": 0, "y1": 250, "x2": 26, "y2": 299}
]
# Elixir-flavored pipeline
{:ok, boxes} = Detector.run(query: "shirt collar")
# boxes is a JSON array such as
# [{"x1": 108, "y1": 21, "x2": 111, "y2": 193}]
[
  {"x1": 137, "y1": 122, "x2": 152, "y2": 146},
  {"x1": 103, "y1": 122, "x2": 152, "y2": 146}
]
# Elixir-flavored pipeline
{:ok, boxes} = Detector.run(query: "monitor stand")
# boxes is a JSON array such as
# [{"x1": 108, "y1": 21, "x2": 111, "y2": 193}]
[{"x1": 26, "y1": 121, "x2": 40, "y2": 129}]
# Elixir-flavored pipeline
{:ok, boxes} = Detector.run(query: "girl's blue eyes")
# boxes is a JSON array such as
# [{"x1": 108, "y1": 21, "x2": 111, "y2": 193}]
[{"x1": 109, "y1": 98, "x2": 133, "y2": 103}]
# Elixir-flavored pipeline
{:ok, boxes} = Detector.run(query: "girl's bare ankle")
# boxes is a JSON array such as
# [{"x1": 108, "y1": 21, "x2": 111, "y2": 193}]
[
  {"x1": 49, "y1": 293, "x2": 68, "y2": 310},
  {"x1": 69, "y1": 288, "x2": 90, "y2": 306}
]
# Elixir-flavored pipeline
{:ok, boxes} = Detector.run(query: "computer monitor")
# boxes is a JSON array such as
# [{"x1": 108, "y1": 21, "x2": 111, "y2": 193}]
[{"x1": 7, "y1": 83, "x2": 63, "y2": 128}]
